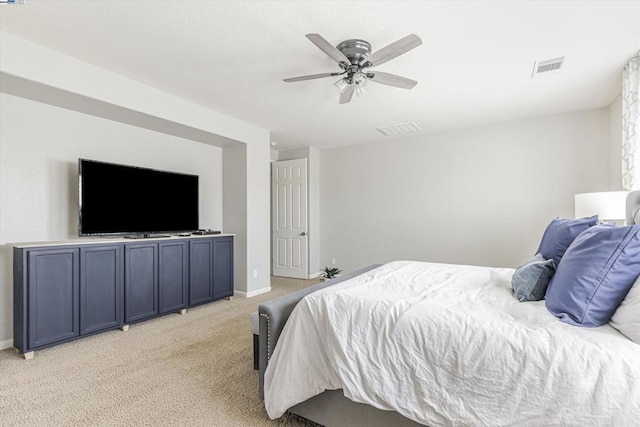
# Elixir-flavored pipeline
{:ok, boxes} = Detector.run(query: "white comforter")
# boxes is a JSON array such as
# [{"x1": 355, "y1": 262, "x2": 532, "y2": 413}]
[{"x1": 264, "y1": 261, "x2": 640, "y2": 426}]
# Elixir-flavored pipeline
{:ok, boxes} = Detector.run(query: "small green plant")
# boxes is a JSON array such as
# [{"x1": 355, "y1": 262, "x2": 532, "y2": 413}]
[{"x1": 322, "y1": 266, "x2": 342, "y2": 279}]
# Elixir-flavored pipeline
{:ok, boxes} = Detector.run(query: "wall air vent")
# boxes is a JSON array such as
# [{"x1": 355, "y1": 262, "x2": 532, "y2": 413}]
[
  {"x1": 376, "y1": 122, "x2": 421, "y2": 136},
  {"x1": 531, "y1": 56, "x2": 565, "y2": 78}
]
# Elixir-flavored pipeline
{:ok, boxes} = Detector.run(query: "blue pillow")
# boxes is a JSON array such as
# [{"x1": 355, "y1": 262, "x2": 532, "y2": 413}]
[
  {"x1": 536, "y1": 216, "x2": 598, "y2": 266},
  {"x1": 511, "y1": 254, "x2": 556, "y2": 302},
  {"x1": 545, "y1": 224, "x2": 640, "y2": 327}
]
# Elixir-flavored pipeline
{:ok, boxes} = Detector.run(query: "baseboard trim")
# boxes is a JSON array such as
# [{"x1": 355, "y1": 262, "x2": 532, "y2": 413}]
[
  {"x1": 235, "y1": 287, "x2": 271, "y2": 298},
  {"x1": 0, "y1": 339, "x2": 13, "y2": 351},
  {"x1": 308, "y1": 272, "x2": 321, "y2": 279}
]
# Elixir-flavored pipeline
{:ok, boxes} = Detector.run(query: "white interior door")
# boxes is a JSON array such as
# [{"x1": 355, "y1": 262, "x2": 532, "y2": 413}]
[{"x1": 272, "y1": 159, "x2": 308, "y2": 278}]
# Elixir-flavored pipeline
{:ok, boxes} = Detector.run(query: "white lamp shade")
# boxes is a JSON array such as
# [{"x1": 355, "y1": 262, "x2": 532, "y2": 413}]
[{"x1": 575, "y1": 191, "x2": 628, "y2": 221}]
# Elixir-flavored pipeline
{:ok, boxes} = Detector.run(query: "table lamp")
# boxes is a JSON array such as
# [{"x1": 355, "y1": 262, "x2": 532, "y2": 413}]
[{"x1": 575, "y1": 191, "x2": 628, "y2": 225}]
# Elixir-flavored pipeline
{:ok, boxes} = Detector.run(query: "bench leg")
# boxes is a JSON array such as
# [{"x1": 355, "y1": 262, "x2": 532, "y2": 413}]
[{"x1": 253, "y1": 334, "x2": 259, "y2": 370}]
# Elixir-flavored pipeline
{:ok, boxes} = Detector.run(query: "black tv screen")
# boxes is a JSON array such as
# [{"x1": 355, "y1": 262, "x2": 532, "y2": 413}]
[{"x1": 79, "y1": 159, "x2": 199, "y2": 236}]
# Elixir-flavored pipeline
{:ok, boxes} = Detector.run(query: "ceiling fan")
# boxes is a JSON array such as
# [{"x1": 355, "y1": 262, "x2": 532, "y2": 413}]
[{"x1": 283, "y1": 33, "x2": 422, "y2": 104}]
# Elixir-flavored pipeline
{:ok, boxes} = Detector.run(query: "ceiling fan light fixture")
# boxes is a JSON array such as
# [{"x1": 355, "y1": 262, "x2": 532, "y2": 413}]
[
  {"x1": 334, "y1": 77, "x2": 350, "y2": 93},
  {"x1": 354, "y1": 72, "x2": 368, "y2": 97},
  {"x1": 356, "y1": 84, "x2": 368, "y2": 97},
  {"x1": 354, "y1": 72, "x2": 367, "y2": 85}
]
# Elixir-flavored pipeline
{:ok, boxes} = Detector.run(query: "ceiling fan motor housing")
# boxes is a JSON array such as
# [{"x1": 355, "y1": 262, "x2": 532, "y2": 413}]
[{"x1": 336, "y1": 39, "x2": 371, "y2": 65}]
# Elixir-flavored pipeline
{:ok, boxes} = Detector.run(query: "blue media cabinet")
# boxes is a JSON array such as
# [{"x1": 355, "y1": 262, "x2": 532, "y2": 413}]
[{"x1": 13, "y1": 235, "x2": 234, "y2": 359}]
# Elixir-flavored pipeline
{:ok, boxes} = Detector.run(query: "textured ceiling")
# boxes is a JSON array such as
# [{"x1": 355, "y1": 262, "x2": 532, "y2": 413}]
[{"x1": 1, "y1": 1, "x2": 639, "y2": 150}]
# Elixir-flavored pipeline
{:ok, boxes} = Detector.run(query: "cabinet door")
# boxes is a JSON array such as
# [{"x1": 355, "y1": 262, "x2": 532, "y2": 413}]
[
  {"x1": 27, "y1": 248, "x2": 80, "y2": 349},
  {"x1": 213, "y1": 237, "x2": 234, "y2": 300},
  {"x1": 125, "y1": 243, "x2": 158, "y2": 323},
  {"x1": 80, "y1": 245, "x2": 123, "y2": 335},
  {"x1": 159, "y1": 241, "x2": 188, "y2": 313},
  {"x1": 189, "y1": 239, "x2": 214, "y2": 306}
]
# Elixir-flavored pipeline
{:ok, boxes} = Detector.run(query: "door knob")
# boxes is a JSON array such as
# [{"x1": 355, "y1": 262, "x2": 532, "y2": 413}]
[{"x1": 300, "y1": 232, "x2": 306, "y2": 236}]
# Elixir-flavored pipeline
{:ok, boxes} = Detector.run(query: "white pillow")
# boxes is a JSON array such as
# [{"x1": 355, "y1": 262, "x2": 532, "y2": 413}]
[{"x1": 610, "y1": 274, "x2": 640, "y2": 344}]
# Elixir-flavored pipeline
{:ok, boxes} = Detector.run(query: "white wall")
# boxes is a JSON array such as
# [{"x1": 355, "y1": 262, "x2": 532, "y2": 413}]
[
  {"x1": 608, "y1": 92, "x2": 623, "y2": 190},
  {"x1": 245, "y1": 138, "x2": 272, "y2": 289},
  {"x1": 320, "y1": 109, "x2": 610, "y2": 273},
  {"x1": 0, "y1": 93, "x2": 224, "y2": 346},
  {"x1": 223, "y1": 143, "x2": 249, "y2": 294},
  {"x1": 308, "y1": 147, "x2": 321, "y2": 276}
]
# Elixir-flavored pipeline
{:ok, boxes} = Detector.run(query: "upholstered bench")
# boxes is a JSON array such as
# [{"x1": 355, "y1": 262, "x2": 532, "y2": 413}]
[
  {"x1": 250, "y1": 311, "x2": 259, "y2": 369},
  {"x1": 257, "y1": 265, "x2": 382, "y2": 399}
]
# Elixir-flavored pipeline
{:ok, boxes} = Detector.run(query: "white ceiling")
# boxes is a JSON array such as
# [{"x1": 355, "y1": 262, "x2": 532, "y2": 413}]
[{"x1": 1, "y1": 1, "x2": 639, "y2": 150}]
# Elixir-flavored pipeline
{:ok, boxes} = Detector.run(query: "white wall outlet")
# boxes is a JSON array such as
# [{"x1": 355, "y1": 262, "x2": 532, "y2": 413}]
[
  {"x1": 253, "y1": 269, "x2": 258, "y2": 278},
  {"x1": 331, "y1": 258, "x2": 336, "y2": 265}
]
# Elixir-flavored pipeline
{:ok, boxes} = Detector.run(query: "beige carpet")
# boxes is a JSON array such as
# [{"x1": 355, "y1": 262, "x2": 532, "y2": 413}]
[{"x1": 0, "y1": 276, "x2": 322, "y2": 426}]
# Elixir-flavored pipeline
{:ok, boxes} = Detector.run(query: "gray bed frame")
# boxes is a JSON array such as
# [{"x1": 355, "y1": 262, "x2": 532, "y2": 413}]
[{"x1": 259, "y1": 190, "x2": 640, "y2": 427}]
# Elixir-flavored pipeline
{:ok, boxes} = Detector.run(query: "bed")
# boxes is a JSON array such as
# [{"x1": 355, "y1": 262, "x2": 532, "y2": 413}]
[{"x1": 259, "y1": 191, "x2": 640, "y2": 426}]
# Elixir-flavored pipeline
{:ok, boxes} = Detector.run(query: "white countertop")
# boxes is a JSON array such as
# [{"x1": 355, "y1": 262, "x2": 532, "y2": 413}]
[{"x1": 11, "y1": 233, "x2": 234, "y2": 249}]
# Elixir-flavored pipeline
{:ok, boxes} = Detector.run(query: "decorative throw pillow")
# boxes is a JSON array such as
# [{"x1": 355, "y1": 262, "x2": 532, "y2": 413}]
[
  {"x1": 545, "y1": 225, "x2": 640, "y2": 327},
  {"x1": 610, "y1": 275, "x2": 640, "y2": 344},
  {"x1": 536, "y1": 216, "x2": 598, "y2": 266},
  {"x1": 511, "y1": 254, "x2": 556, "y2": 302}
]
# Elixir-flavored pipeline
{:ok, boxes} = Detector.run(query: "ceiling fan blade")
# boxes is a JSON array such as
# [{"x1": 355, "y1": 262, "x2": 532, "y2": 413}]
[
  {"x1": 306, "y1": 33, "x2": 350, "y2": 66},
  {"x1": 363, "y1": 34, "x2": 422, "y2": 68},
  {"x1": 368, "y1": 71, "x2": 418, "y2": 89},
  {"x1": 339, "y1": 84, "x2": 355, "y2": 104},
  {"x1": 283, "y1": 72, "x2": 341, "y2": 83}
]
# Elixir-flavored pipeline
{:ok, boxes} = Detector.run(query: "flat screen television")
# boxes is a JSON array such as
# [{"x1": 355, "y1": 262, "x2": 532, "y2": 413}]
[{"x1": 79, "y1": 158, "x2": 199, "y2": 237}]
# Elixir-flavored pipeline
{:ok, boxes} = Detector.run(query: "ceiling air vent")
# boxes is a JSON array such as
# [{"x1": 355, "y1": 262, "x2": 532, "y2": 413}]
[
  {"x1": 531, "y1": 56, "x2": 564, "y2": 78},
  {"x1": 376, "y1": 122, "x2": 421, "y2": 136}
]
